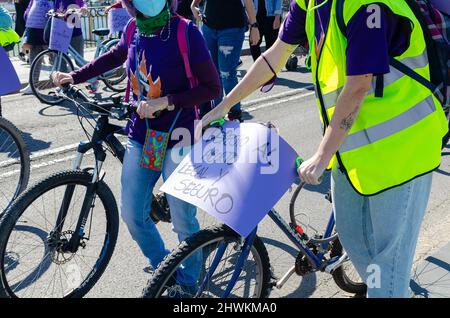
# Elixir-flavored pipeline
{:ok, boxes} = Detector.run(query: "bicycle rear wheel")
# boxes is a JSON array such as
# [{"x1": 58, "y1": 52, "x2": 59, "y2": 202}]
[
  {"x1": 331, "y1": 238, "x2": 367, "y2": 295},
  {"x1": 0, "y1": 170, "x2": 119, "y2": 298},
  {"x1": 0, "y1": 117, "x2": 30, "y2": 213},
  {"x1": 443, "y1": 107, "x2": 449, "y2": 149},
  {"x1": 30, "y1": 50, "x2": 74, "y2": 105},
  {"x1": 99, "y1": 39, "x2": 127, "y2": 92},
  {"x1": 143, "y1": 224, "x2": 272, "y2": 298}
]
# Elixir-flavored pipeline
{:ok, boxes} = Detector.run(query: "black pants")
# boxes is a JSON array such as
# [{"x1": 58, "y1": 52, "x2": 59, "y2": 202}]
[
  {"x1": 14, "y1": 1, "x2": 30, "y2": 37},
  {"x1": 250, "y1": 16, "x2": 279, "y2": 61}
]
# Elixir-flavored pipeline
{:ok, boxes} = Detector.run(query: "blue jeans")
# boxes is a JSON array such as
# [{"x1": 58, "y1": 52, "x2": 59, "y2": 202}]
[
  {"x1": 120, "y1": 139, "x2": 201, "y2": 286},
  {"x1": 202, "y1": 24, "x2": 245, "y2": 113},
  {"x1": 332, "y1": 166, "x2": 432, "y2": 298}
]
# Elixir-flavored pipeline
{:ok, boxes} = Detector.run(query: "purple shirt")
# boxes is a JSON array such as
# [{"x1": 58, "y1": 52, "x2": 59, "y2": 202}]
[
  {"x1": 54, "y1": 0, "x2": 86, "y2": 37},
  {"x1": 280, "y1": 0, "x2": 411, "y2": 75},
  {"x1": 71, "y1": 17, "x2": 220, "y2": 148}
]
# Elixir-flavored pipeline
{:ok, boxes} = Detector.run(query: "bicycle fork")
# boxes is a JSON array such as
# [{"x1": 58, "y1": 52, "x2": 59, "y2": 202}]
[{"x1": 51, "y1": 143, "x2": 105, "y2": 254}]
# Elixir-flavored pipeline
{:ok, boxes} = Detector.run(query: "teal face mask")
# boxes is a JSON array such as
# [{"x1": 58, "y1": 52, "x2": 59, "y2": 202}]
[{"x1": 133, "y1": 0, "x2": 167, "y2": 17}]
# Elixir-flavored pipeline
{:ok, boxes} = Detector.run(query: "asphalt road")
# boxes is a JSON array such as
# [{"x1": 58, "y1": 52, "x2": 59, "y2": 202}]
[{"x1": 1, "y1": 56, "x2": 449, "y2": 298}]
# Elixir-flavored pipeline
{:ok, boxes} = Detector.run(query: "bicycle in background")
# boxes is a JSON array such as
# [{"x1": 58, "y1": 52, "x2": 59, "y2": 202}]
[{"x1": 29, "y1": 10, "x2": 127, "y2": 106}]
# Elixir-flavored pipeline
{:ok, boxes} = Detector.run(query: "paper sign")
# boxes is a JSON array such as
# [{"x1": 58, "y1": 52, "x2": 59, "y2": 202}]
[
  {"x1": 161, "y1": 122, "x2": 299, "y2": 237},
  {"x1": 0, "y1": 47, "x2": 20, "y2": 95},
  {"x1": 108, "y1": 8, "x2": 131, "y2": 33},
  {"x1": 49, "y1": 18, "x2": 73, "y2": 53},
  {"x1": 25, "y1": 1, "x2": 52, "y2": 29},
  {"x1": 431, "y1": 0, "x2": 450, "y2": 16}
]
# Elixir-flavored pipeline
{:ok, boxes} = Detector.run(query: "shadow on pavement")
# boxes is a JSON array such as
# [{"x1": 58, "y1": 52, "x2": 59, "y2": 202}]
[
  {"x1": 260, "y1": 236, "x2": 318, "y2": 298},
  {"x1": 410, "y1": 255, "x2": 450, "y2": 298},
  {"x1": 21, "y1": 131, "x2": 52, "y2": 154}
]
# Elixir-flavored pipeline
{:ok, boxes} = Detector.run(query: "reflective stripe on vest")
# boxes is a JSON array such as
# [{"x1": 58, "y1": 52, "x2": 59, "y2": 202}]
[
  {"x1": 321, "y1": 49, "x2": 429, "y2": 109},
  {"x1": 340, "y1": 95, "x2": 436, "y2": 153}
]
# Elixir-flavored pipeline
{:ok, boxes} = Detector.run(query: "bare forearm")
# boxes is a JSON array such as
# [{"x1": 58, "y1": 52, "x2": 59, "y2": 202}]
[
  {"x1": 316, "y1": 75, "x2": 372, "y2": 162},
  {"x1": 222, "y1": 39, "x2": 298, "y2": 109},
  {"x1": 243, "y1": 0, "x2": 257, "y2": 24},
  {"x1": 191, "y1": 0, "x2": 201, "y2": 8}
]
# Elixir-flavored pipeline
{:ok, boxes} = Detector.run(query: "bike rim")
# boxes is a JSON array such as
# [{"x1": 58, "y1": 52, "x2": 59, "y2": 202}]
[
  {"x1": 153, "y1": 236, "x2": 264, "y2": 298},
  {"x1": 31, "y1": 51, "x2": 72, "y2": 104},
  {"x1": 1, "y1": 181, "x2": 110, "y2": 298},
  {"x1": 0, "y1": 124, "x2": 26, "y2": 212}
]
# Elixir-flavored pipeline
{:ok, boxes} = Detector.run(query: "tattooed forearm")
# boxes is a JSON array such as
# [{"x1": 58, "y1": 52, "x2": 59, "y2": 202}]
[{"x1": 340, "y1": 107, "x2": 360, "y2": 131}]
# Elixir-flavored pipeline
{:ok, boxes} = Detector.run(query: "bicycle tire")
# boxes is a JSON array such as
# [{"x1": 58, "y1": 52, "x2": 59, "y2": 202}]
[
  {"x1": 142, "y1": 224, "x2": 272, "y2": 298},
  {"x1": 0, "y1": 117, "x2": 30, "y2": 212},
  {"x1": 100, "y1": 39, "x2": 127, "y2": 92},
  {"x1": 330, "y1": 238, "x2": 367, "y2": 295},
  {"x1": 0, "y1": 170, "x2": 119, "y2": 298},
  {"x1": 30, "y1": 50, "x2": 75, "y2": 105}
]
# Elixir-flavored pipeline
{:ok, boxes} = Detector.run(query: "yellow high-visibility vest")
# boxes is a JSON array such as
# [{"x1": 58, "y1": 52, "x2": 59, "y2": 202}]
[{"x1": 295, "y1": 0, "x2": 448, "y2": 195}]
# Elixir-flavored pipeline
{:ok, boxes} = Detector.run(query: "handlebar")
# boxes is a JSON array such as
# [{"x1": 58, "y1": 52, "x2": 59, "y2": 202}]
[
  {"x1": 47, "y1": 9, "x2": 86, "y2": 18},
  {"x1": 60, "y1": 84, "x2": 136, "y2": 120}
]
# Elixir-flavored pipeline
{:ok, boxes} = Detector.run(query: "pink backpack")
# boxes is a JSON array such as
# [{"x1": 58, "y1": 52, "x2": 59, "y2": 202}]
[{"x1": 123, "y1": 16, "x2": 200, "y2": 118}]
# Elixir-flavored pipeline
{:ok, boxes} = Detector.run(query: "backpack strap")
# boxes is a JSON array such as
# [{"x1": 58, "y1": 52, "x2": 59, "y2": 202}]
[
  {"x1": 177, "y1": 16, "x2": 200, "y2": 119},
  {"x1": 336, "y1": 0, "x2": 443, "y2": 101},
  {"x1": 124, "y1": 19, "x2": 137, "y2": 103}
]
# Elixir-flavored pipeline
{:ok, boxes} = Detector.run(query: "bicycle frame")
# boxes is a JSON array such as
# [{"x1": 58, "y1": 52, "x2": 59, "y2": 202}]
[
  {"x1": 51, "y1": 113, "x2": 126, "y2": 253},
  {"x1": 200, "y1": 207, "x2": 347, "y2": 298}
]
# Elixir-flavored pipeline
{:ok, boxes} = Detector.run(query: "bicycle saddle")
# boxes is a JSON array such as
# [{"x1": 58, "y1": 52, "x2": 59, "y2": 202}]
[{"x1": 92, "y1": 28, "x2": 110, "y2": 37}]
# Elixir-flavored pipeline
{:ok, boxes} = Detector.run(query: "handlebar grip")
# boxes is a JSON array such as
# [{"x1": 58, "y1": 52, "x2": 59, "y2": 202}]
[{"x1": 295, "y1": 156, "x2": 324, "y2": 184}]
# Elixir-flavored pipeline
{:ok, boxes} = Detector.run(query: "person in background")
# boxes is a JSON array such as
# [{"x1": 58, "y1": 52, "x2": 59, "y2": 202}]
[
  {"x1": 54, "y1": 0, "x2": 88, "y2": 58},
  {"x1": 250, "y1": 0, "x2": 282, "y2": 61},
  {"x1": 14, "y1": 0, "x2": 30, "y2": 37},
  {"x1": 191, "y1": 0, "x2": 260, "y2": 121},
  {"x1": 20, "y1": 0, "x2": 53, "y2": 94},
  {"x1": 201, "y1": 0, "x2": 448, "y2": 298},
  {"x1": 0, "y1": 4, "x2": 20, "y2": 50}
]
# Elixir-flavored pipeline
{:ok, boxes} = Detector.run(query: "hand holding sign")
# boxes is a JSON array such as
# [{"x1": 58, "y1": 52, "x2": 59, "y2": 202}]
[
  {"x1": 108, "y1": 8, "x2": 131, "y2": 33},
  {"x1": 161, "y1": 122, "x2": 298, "y2": 237}
]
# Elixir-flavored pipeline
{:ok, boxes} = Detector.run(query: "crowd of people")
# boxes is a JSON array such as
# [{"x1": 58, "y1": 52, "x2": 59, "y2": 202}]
[{"x1": 1, "y1": 0, "x2": 449, "y2": 298}]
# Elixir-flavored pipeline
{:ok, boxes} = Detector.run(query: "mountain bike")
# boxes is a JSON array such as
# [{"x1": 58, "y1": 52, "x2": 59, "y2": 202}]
[
  {"x1": 0, "y1": 98, "x2": 30, "y2": 215},
  {"x1": 142, "y1": 142, "x2": 367, "y2": 298},
  {"x1": 29, "y1": 11, "x2": 127, "y2": 106},
  {"x1": 0, "y1": 84, "x2": 176, "y2": 298}
]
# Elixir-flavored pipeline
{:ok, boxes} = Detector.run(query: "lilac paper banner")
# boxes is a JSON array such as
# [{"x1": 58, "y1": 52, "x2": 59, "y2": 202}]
[
  {"x1": 0, "y1": 47, "x2": 20, "y2": 95},
  {"x1": 49, "y1": 18, "x2": 73, "y2": 54},
  {"x1": 161, "y1": 122, "x2": 298, "y2": 238},
  {"x1": 25, "y1": 1, "x2": 52, "y2": 29},
  {"x1": 107, "y1": 8, "x2": 131, "y2": 33}
]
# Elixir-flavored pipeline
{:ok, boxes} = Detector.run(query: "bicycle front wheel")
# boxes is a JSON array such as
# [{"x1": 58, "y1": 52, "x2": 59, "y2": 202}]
[
  {"x1": 30, "y1": 50, "x2": 75, "y2": 105},
  {"x1": 0, "y1": 117, "x2": 30, "y2": 213},
  {"x1": 0, "y1": 170, "x2": 119, "y2": 298},
  {"x1": 143, "y1": 225, "x2": 272, "y2": 298}
]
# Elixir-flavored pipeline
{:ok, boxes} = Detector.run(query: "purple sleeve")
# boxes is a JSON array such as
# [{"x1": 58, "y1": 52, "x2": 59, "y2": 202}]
[
  {"x1": 346, "y1": 7, "x2": 396, "y2": 76},
  {"x1": 170, "y1": 59, "x2": 221, "y2": 108},
  {"x1": 279, "y1": 0, "x2": 307, "y2": 46},
  {"x1": 169, "y1": 23, "x2": 221, "y2": 108},
  {"x1": 76, "y1": 0, "x2": 87, "y2": 9},
  {"x1": 71, "y1": 36, "x2": 128, "y2": 84},
  {"x1": 24, "y1": 0, "x2": 33, "y2": 20}
]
